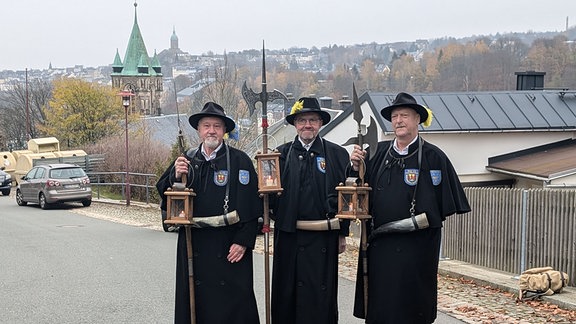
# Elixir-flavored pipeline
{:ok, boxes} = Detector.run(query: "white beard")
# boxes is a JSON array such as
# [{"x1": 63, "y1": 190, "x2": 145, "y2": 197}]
[{"x1": 204, "y1": 137, "x2": 220, "y2": 149}]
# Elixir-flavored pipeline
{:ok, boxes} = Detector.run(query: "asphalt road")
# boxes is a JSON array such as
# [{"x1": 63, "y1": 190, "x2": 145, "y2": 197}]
[
  {"x1": 1, "y1": 197, "x2": 176, "y2": 323},
  {"x1": 0, "y1": 196, "x2": 463, "y2": 323}
]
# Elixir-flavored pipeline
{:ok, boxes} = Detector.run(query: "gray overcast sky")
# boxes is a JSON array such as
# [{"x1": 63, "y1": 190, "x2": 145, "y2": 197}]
[{"x1": 2, "y1": 0, "x2": 575, "y2": 71}]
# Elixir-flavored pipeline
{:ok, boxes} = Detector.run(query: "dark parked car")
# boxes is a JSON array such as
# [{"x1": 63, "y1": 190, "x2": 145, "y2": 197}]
[
  {"x1": 0, "y1": 168, "x2": 12, "y2": 196},
  {"x1": 16, "y1": 164, "x2": 92, "y2": 209}
]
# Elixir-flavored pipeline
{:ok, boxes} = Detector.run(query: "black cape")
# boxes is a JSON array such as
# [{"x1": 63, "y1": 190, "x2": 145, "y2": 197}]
[
  {"x1": 156, "y1": 143, "x2": 262, "y2": 324},
  {"x1": 353, "y1": 138, "x2": 471, "y2": 323},
  {"x1": 270, "y1": 137, "x2": 350, "y2": 324}
]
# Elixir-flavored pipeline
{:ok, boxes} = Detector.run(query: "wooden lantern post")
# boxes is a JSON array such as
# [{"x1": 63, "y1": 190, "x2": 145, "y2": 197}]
[
  {"x1": 338, "y1": 83, "x2": 378, "y2": 317},
  {"x1": 242, "y1": 42, "x2": 288, "y2": 324},
  {"x1": 164, "y1": 176, "x2": 197, "y2": 324}
]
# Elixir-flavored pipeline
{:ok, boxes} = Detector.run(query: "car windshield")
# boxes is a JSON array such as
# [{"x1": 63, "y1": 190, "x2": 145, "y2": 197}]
[{"x1": 49, "y1": 167, "x2": 86, "y2": 179}]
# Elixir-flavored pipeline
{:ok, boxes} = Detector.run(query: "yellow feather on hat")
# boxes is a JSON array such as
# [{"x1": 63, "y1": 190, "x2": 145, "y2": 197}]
[
  {"x1": 422, "y1": 106, "x2": 433, "y2": 128},
  {"x1": 290, "y1": 100, "x2": 304, "y2": 115}
]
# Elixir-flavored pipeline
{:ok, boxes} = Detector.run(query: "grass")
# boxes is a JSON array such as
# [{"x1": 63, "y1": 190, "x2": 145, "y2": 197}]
[{"x1": 91, "y1": 185, "x2": 123, "y2": 200}]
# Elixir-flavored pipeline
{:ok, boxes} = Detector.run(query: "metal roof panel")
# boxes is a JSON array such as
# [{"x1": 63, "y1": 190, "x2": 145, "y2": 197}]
[
  {"x1": 511, "y1": 93, "x2": 555, "y2": 127},
  {"x1": 541, "y1": 94, "x2": 576, "y2": 127},
  {"x1": 489, "y1": 93, "x2": 532, "y2": 128},
  {"x1": 359, "y1": 91, "x2": 576, "y2": 133},
  {"x1": 456, "y1": 94, "x2": 496, "y2": 129}
]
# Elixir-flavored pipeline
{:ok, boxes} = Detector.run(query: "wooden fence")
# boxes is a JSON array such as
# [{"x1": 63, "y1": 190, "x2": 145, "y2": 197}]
[
  {"x1": 442, "y1": 188, "x2": 576, "y2": 285},
  {"x1": 33, "y1": 154, "x2": 105, "y2": 173}
]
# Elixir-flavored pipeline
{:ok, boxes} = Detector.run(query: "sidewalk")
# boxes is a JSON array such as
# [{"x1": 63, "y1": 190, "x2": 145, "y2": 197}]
[{"x1": 438, "y1": 258, "x2": 576, "y2": 312}]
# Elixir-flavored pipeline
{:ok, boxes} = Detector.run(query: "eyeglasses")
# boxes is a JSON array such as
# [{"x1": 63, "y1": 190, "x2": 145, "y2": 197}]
[{"x1": 295, "y1": 118, "x2": 321, "y2": 126}]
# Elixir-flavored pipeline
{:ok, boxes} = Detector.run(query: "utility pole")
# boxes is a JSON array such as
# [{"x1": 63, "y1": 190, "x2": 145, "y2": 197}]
[{"x1": 25, "y1": 68, "x2": 31, "y2": 140}]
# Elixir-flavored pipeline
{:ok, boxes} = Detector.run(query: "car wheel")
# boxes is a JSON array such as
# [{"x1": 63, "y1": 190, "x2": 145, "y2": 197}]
[
  {"x1": 39, "y1": 193, "x2": 50, "y2": 210},
  {"x1": 82, "y1": 200, "x2": 92, "y2": 207},
  {"x1": 16, "y1": 189, "x2": 27, "y2": 206},
  {"x1": 1, "y1": 189, "x2": 9, "y2": 196}
]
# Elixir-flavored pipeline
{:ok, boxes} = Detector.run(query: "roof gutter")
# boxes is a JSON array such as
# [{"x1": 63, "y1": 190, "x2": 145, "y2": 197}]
[
  {"x1": 548, "y1": 168, "x2": 576, "y2": 179},
  {"x1": 485, "y1": 167, "x2": 549, "y2": 182},
  {"x1": 411, "y1": 128, "x2": 576, "y2": 135},
  {"x1": 486, "y1": 167, "x2": 576, "y2": 184},
  {"x1": 545, "y1": 184, "x2": 576, "y2": 188}
]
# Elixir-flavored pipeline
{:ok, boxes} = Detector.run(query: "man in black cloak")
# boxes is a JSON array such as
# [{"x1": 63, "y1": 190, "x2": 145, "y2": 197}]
[
  {"x1": 270, "y1": 97, "x2": 350, "y2": 324},
  {"x1": 350, "y1": 92, "x2": 471, "y2": 324},
  {"x1": 156, "y1": 102, "x2": 262, "y2": 324}
]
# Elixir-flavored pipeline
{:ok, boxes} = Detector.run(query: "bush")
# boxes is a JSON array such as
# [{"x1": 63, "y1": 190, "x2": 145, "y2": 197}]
[{"x1": 84, "y1": 132, "x2": 172, "y2": 204}]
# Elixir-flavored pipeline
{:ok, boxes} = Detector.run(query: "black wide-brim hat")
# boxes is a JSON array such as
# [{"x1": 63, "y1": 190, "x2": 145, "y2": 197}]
[
  {"x1": 380, "y1": 92, "x2": 429, "y2": 124},
  {"x1": 285, "y1": 97, "x2": 331, "y2": 126},
  {"x1": 188, "y1": 102, "x2": 236, "y2": 131}
]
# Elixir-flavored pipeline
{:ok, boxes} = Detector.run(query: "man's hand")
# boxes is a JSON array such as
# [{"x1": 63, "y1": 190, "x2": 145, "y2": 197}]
[
  {"x1": 227, "y1": 243, "x2": 247, "y2": 263},
  {"x1": 174, "y1": 156, "x2": 189, "y2": 179},
  {"x1": 350, "y1": 144, "x2": 367, "y2": 172}
]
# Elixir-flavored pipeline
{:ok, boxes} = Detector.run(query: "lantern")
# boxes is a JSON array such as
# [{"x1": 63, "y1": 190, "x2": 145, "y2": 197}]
[
  {"x1": 164, "y1": 186, "x2": 196, "y2": 225},
  {"x1": 336, "y1": 177, "x2": 371, "y2": 220},
  {"x1": 255, "y1": 151, "x2": 283, "y2": 194},
  {"x1": 119, "y1": 90, "x2": 133, "y2": 108}
]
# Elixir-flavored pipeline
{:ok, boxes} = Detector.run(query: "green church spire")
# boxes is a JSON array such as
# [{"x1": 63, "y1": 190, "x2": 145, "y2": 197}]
[{"x1": 115, "y1": 1, "x2": 159, "y2": 76}]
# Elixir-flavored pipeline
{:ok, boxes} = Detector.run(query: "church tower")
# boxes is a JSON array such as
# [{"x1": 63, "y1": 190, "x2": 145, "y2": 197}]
[
  {"x1": 111, "y1": 1, "x2": 163, "y2": 116},
  {"x1": 170, "y1": 26, "x2": 179, "y2": 50}
]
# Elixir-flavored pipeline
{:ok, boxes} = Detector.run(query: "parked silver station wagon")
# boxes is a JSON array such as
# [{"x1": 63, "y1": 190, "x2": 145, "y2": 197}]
[{"x1": 16, "y1": 164, "x2": 92, "y2": 209}]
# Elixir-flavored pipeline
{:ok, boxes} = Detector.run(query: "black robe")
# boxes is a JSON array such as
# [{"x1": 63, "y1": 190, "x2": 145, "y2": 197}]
[
  {"x1": 156, "y1": 143, "x2": 262, "y2": 324},
  {"x1": 353, "y1": 137, "x2": 471, "y2": 324},
  {"x1": 270, "y1": 137, "x2": 350, "y2": 324}
]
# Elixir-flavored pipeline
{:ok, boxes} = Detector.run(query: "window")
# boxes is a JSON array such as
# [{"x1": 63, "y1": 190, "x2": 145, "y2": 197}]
[{"x1": 35, "y1": 168, "x2": 45, "y2": 179}]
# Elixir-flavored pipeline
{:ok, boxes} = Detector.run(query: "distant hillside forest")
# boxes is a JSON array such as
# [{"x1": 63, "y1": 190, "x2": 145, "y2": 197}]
[{"x1": 213, "y1": 31, "x2": 576, "y2": 101}]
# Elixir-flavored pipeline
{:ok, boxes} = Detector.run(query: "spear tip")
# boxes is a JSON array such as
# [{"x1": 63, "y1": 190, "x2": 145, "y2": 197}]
[
  {"x1": 353, "y1": 83, "x2": 363, "y2": 124},
  {"x1": 262, "y1": 42, "x2": 267, "y2": 83}
]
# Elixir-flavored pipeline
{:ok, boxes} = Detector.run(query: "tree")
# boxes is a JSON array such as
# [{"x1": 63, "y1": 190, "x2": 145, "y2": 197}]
[
  {"x1": 524, "y1": 36, "x2": 574, "y2": 88},
  {"x1": 83, "y1": 129, "x2": 171, "y2": 202},
  {"x1": 0, "y1": 79, "x2": 52, "y2": 149},
  {"x1": 201, "y1": 54, "x2": 241, "y2": 116},
  {"x1": 388, "y1": 54, "x2": 425, "y2": 92},
  {"x1": 40, "y1": 78, "x2": 124, "y2": 148},
  {"x1": 359, "y1": 59, "x2": 386, "y2": 91},
  {"x1": 187, "y1": 53, "x2": 260, "y2": 151}
]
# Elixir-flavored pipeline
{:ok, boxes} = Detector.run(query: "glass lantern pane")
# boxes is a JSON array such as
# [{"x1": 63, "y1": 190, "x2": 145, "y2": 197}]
[
  {"x1": 343, "y1": 193, "x2": 354, "y2": 212},
  {"x1": 170, "y1": 199, "x2": 186, "y2": 218},
  {"x1": 358, "y1": 194, "x2": 368, "y2": 213},
  {"x1": 261, "y1": 159, "x2": 278, "y2": 187}
]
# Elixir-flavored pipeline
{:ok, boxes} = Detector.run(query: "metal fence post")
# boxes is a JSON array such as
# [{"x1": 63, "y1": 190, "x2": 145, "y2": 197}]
[
  {"x1": 517, "y1": 189, "x2": 529, "y2": 277},
  {"x1": 439, "y1": 228, "x2": 449, "y2": 261},
  {"x1": 145, "y1": 174, "x2": 150, "y2": 204},
  {"x1": 86, "y1": 171, "x2": 157, "y2": 205}
]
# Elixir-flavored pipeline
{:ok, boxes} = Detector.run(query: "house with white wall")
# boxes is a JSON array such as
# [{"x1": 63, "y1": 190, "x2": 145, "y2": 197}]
[{"x1": 320, "y1": 89, "x2": 576, "y2": 188}]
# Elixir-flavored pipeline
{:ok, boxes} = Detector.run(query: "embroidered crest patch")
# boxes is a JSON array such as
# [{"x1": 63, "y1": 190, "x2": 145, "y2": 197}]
[
  {"x1": 214, "y1": 170, "x2": 228, "y2": 186},
  {"x1": 239, "y1": 170, "x2": 250, "y2": 185},
  {"x1": 404, "y1": 169, "x2": 419, "y2": 186},
  {"x1": 316, "y1": 157, "x2": 326, "y2": 173},
  {"x1": 430, "y1": 170, "x2": 442, "y2": 186}
]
